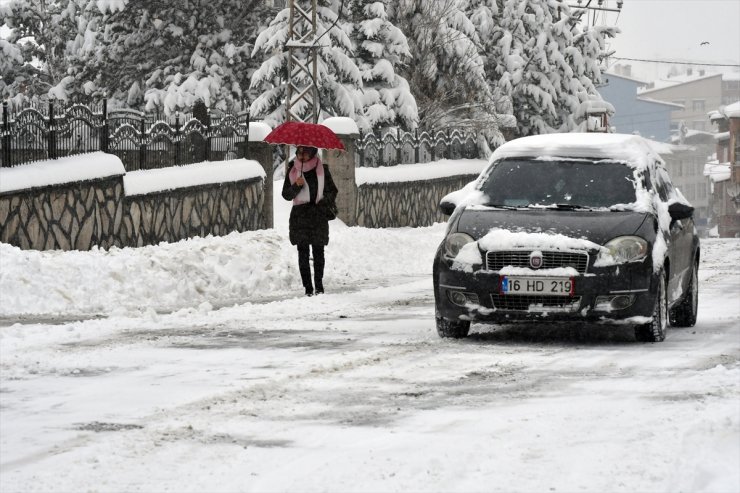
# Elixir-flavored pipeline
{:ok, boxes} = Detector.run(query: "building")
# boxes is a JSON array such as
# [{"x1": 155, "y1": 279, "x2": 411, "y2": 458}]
[
  {"x1": 639, "y1": 70, "x2": 740, "y2": 136},
  {"x1": 704, "y1": 101, "x2": 740, "y2": 237},
  {"x1": 598, "y1": 67, "x2": 680, "y2": 141},
  {"x1": 660, "y1": 139, "x2": 714, "y2": 231}
]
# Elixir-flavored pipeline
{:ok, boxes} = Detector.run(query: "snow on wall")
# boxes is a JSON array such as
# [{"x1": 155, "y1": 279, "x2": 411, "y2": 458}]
[
  {"x1": 124, "y1": 159, "x2": 265, "y2": 196},
  {"x1": 0, "y1": 152, "x2": 125, "y2": 194}
]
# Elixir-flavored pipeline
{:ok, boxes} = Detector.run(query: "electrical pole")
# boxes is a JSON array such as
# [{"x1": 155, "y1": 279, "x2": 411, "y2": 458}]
[
  {"x1": 569, "y1": 0, "x2": 623, "y2": 27},
  {"x1": 286, "y1": 0, "x2": 319, "y2": 124}
]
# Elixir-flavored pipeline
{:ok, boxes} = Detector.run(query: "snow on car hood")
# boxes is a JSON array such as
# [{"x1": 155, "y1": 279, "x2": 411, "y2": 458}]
[
  {"x1": 452, "y1": 227, "x2": 609, "y2": 273},
  {"x1": 456, "y1": 208, "x2": 649, "y2": 246}
]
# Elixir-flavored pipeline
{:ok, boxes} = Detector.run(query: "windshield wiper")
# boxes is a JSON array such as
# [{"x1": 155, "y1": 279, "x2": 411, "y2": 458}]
[
  {"x1": 483, "y1": 203, "x2": 522, "y2": 210},
  {"x1": 548, "y1": 203, "x2": 595, "y2": 210}
]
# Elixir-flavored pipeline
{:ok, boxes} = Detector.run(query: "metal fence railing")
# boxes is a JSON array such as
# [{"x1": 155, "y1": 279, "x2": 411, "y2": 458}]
[
  {"x1": 356, "y1": 128, "x2": 481, "y2": 167},
  {"x1": 0, "y1": 100, "x2": 249, "y2": 171},
  {"x1": 1, "y1": 100, "x2": 486, "y2": 171}
]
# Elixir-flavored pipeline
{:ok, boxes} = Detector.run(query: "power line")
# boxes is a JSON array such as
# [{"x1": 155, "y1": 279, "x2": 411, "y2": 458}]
[{"x1": 613, "y1": 57, "x2": 740, "y2": 68}]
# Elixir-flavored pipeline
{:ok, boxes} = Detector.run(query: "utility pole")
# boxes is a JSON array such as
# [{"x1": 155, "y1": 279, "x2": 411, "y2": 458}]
[
  {"x1": 569, "y1": 0, "x2": 623, "y2": 27},
  {"x1": 286, "y1": 0, "x2": 319, "y2": 123}
]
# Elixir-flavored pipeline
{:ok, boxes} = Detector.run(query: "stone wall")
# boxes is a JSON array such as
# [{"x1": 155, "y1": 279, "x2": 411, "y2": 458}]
[
  {"x1": 122, "y1": 178, "x2": 263, "y2": 247},
  {"x1": 0, "y1": 176, "x2": 264, "y2": 251},
  {"x1": 356, "y1": 174, "x2": 478, "y2": 228},
  {"x1": 0, "y1": 176, "x2": 124, "y2": 250}
]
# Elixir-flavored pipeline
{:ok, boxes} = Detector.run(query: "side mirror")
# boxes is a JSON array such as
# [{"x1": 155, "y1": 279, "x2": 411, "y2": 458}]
[
  {"x1": 439, "y1": 200, "x2": 456, "y2": 216},
  {"x1": 668, "y1": 201, "x2": 694, "y2": 221}
]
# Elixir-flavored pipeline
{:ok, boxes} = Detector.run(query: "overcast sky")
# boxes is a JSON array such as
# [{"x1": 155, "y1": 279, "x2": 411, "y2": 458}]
[{"x1": 605, "y1": 0, "x2": 740, "y2": 80}]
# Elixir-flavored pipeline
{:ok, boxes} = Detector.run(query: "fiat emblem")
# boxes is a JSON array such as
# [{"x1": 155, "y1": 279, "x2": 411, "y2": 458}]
[{"x1": 529, "y1": 251, "x2": 543, "y2": 269}]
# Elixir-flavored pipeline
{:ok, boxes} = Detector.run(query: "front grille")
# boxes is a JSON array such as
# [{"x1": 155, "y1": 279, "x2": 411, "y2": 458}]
[
  {"x1": 490, "y1": 294, "x2": 582, "y2": 312},
  {"x1": 486, "y1": 250, "x2": 589, "y2": 274}
]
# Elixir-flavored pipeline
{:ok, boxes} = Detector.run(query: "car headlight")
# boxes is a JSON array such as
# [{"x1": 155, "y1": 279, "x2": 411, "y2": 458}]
[
  {"x1": 599, "y1": 236, "x2": 648, "y2": 264},
  {"x1": 444, "y1": 232, "x2": 474, "y2": 258}
]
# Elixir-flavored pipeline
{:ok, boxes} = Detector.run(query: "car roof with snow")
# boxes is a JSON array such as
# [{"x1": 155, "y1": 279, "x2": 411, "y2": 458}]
[{"x1": 490, "y1": 133, "x2": 664, "y2": 170}]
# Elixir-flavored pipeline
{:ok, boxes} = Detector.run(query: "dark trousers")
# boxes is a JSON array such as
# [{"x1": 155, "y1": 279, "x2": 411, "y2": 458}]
[{"x1": 297, "y1": 244, "x2": 325, "y2": 294}]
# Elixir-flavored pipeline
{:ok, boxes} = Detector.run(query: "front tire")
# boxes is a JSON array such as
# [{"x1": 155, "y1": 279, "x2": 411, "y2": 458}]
[
  {"x1": 670, "y1": 260, "x2": 698, "y2": 327},
  {"x1": 635, "y1": 270, "x2": 668, "y2": 343},
  {"x1": 436, "y1": 317, "x2": 471, "y2": 339}
]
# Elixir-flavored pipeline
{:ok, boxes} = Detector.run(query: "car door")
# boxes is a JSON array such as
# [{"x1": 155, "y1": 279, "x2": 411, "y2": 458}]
[{"x1": 655, "y1": 166, "x2": 693, "y2": 304}]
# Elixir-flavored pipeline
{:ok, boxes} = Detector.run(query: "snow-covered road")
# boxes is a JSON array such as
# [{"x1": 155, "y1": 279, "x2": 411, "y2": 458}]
[{"x1": 1, "y1": 229, "x2": 738, "y2": 492}]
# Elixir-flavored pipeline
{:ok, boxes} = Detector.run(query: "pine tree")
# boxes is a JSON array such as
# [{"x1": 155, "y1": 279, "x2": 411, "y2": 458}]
[
  {"x1": 1, "y1": 0, "x2": 89, "y2": 103},
  {"x1": 249, "y1": 0, "x2": 363, "y2": 126},
  {"x1": 389, "y1": 0, "x2": 494, "y2": 130},
  {"x1": 488, "y1": 0, "x2": 616, "y2": 136},
  {"x1": 1, "y1": 0, "x2": 276, "y2": 113},
  {"x1": 350, "y1": 0, "x2": 418, "y2": 131}
]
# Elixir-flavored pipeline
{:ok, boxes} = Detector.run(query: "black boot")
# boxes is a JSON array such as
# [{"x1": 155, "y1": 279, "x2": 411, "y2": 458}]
[
  {"x1": 313, "y1": 245, "x2": 325, "y2": 294},
  {"x1": 297, "y1": 245, "x2": 313, "y2": 296}
]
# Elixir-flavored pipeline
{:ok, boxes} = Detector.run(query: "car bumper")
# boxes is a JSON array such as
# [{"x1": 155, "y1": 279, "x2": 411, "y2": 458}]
[{"x1": 434, "y1": 255, "x2": 658, "y2": 324}]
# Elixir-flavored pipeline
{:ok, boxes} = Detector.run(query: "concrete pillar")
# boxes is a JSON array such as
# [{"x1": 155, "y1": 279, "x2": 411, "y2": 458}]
[
  {"x1": 322, "y1": 118, "x2": 359, "y2": 226},
  {"x1": 240, "y1": 121, "x2": 275, "y2": 230},
  {"x1": 245, "y1": 141, "x2": 274, "y2": 230}
]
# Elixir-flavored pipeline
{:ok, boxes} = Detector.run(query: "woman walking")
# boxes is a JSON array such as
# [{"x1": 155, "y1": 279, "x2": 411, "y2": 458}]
[{"x1": 282, "y1": 146, "x2": 338, "y2": 296}]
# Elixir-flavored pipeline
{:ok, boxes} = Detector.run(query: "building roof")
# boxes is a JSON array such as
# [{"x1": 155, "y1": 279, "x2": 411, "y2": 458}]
[
  {"x1": 603, "y1": 71, "x2": 649, "y2": 86},
  {"x1": 639, "y1": 72, "x2": 723, "y2": 96},
  {"x1": 635, "y1": 96, "x2": 684, "y2": 109}
]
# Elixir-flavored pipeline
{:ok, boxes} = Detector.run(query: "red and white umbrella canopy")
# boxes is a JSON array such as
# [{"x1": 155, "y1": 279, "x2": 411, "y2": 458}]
[{"x1": 264, "y1": 121, "x2": 345, "y2": 151}]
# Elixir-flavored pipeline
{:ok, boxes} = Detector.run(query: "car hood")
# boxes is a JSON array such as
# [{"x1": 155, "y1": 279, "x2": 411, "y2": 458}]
[{"x1": 455, "y1": 208, "x2": 650, "y2": 246}]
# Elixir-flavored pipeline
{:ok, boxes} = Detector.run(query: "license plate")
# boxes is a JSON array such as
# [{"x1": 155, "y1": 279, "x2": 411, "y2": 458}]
[{"x1": 501, "y1": 276, "x2": 574, "y2": 296}]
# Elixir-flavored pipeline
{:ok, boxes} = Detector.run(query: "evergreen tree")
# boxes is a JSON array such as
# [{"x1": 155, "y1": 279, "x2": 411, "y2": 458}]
[
  {"x1": 350, "y1": 0, "x2": 417, "y2": 131},
  {"x1": 1, "y1": 0, "x2": 89, "y2": 104},
  {"x1": 389, "y1": 0, "x2": 494, "y2": 130},
  {"x1": 249, "y1": 0, "x2": 362, "y2": 126},
  {"x1": 1, "y1": 0, "x2": 275, "y2": 113},
  {"x1": 488, "y1": 0, "x2": 616, "y2": 136}
]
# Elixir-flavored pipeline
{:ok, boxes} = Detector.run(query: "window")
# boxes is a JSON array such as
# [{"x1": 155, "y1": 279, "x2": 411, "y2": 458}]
[{"x1": 692, "y1": 100, "x2": 705, "y2": 112}]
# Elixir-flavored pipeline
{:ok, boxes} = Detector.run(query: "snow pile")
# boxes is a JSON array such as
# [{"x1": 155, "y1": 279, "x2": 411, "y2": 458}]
[{"x1": 0, "y1": 181, "x2": 446, "y2": 319}]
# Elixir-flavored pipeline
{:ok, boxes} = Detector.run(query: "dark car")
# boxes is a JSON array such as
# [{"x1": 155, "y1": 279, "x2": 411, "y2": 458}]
[{"x1": 433, "y1": 133, "x2": 699, "y2": 342}]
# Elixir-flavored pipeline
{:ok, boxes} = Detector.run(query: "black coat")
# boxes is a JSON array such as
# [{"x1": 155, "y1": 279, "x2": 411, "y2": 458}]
[{"x1": 282, "y1": 160, "x2": 338, "y2": 246}]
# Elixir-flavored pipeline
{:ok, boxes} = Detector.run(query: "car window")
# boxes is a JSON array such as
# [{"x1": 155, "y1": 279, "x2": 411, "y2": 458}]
[{"x1": 479, "y1": 159, "x2": 637, "y2": 208}]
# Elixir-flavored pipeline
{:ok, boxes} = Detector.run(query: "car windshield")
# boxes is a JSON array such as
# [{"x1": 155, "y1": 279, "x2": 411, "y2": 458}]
[{"x1": 479, "y1": 159, "x2": 637, "y2": 209}]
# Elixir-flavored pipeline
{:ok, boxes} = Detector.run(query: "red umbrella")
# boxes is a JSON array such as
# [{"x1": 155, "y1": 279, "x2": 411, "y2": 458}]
[{"x1": 264, "y1": 121, "x2": 345, "y2": 151}]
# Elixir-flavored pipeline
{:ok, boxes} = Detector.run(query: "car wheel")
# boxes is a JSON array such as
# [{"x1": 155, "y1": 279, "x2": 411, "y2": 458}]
[
  {"x1": 635, "y1": 270, "x2": 667, "y2": 343},
  {"x1": 669, "y1": 260, "x2": 698, "y2": 327},
  {"x1": 436, "y1": 317, "x2": 471, "y2": 339}
]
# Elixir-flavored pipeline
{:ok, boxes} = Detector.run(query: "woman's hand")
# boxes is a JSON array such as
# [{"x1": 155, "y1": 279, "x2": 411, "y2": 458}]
[{"x1": 295, "y1": 176, "x2": 305, "y2": 187}]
